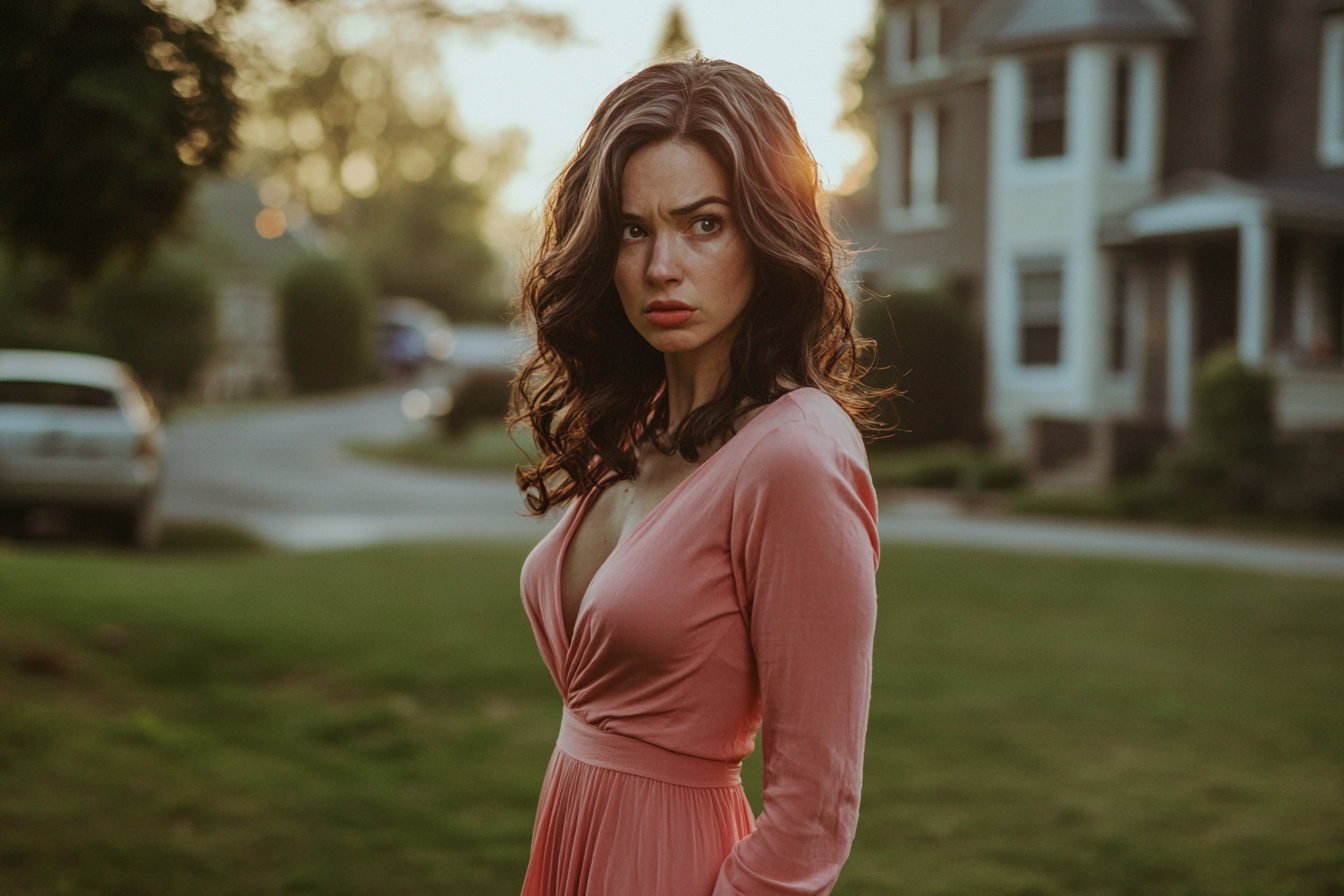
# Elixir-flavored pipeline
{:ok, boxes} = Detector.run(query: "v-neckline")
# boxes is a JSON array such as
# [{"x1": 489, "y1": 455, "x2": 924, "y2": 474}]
[{"x1": 552, "y1": 393, "x2": 793, "y2": 648}]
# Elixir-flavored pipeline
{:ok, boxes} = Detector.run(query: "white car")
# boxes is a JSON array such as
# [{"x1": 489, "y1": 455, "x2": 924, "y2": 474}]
[{"x1": 0, "y1": 350, "x2": 163, "y2": 547}]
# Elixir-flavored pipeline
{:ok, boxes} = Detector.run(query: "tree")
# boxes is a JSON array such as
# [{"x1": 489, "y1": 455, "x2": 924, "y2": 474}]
[
  {"x1": 247, "y1": 47, "x2": 517, "y2": 318},
  {"x1": 0, "y1": 0, "x2": 240, "y2": 278},
  {"x1": 0, "y1": 0, "x2": 569, "y2": 282},
  {"x1": 655, "y1": 5, "x2": 696, "y2": 60},
  {"x1": 86, "y1": 249, "x2": 217, "y2": 398}
]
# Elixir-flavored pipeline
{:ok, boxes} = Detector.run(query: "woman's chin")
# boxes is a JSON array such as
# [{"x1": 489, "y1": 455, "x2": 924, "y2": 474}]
[{"x1": 641, "y1": 328, "x2": 706, "y2": 356}]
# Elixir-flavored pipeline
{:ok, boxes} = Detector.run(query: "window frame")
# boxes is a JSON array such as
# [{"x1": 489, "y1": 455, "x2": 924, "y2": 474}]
[
  {"x1": 1016, "y1": 255, "x2": 1066, "y2": 368},
  {"x1": 1111, "y1": 52, "x2": 1132, "y2": 164},
  {"x1": 885, "y1": 1, "x2": 944, "y2": 83},
  {"x1": 1024, "y1": 53, "x2": 1069, "y2": 160},
  {"x1": 1107, "y1": 257, "x2": 1131, "y2": 374},
  {"x1": 880, "y1": 100, "x2": 950, "y2": 232},
  {"x1": 1320, "y1": 14, "x2": 1344, "y2": 167}
]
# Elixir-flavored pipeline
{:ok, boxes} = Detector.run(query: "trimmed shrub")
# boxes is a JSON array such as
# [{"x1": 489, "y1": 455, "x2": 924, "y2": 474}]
[
  {"x1": 857, "y1": 288, "x2": 983, "y2": 448},
  {"x1": 867, "y1": 443, "x2": 1024, "y2": 491},
  {"x1": 1192, "y1": 347, "x2": 1275, "y2": 466},
  {"x1": 85, "y1": 253, "x2": 216, "y2": 398},
  {"x1": 1136, "y1": 351, "x2": 1277, "y2": 520},
  {"x1": 278, "y1": 255, "x2": 374, "y2": 393},
  {"x1": 1270, "y1": 431, "x2": 1344, "y2": 522},
  {"x1": 437, "y1": 369, "x2": 512, "y2": 440}
]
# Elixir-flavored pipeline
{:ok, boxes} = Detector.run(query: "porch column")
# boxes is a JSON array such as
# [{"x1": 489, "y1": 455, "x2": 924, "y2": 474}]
[
  {"x1": 1238, "y1": 213, "x2": 1274, "y2": 365},
  {"x1": 1167, "y1": 247, "x2": 1193, "y2": 429},
  {"x1": 1293, "y1": 235, "x2": 1325, "y2": 358}
]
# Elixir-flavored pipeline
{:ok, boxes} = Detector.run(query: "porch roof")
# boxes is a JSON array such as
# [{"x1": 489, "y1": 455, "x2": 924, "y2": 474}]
[
  {"x1": 968, "y1": 0, "x2": 1194, "y2": 54},
  {"x1": 1099, "y1": 170, "x2": 1344, "y2": 246}
]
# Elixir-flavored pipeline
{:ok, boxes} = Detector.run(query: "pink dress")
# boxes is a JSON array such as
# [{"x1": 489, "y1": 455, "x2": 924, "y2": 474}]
[{"x1": 519, "y1": 388, "x2": 880, "y2": 896}]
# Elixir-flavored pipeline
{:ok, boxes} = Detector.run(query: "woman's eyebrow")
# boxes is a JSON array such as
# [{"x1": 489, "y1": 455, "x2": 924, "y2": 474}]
[
  {"x1": 671, "y1": 196, "x2": 729, "y2": 216},
  {"x1": 620, "y1": 196, "x2": 730, "y2": 220}
]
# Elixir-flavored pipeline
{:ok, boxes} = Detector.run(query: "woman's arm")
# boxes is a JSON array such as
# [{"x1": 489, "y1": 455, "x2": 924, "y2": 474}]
[{"x1": 716, "y1": 418, "x2": 880, "y2": 896}]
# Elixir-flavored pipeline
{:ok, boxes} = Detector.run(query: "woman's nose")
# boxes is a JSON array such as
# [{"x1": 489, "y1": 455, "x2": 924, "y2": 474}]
[{"x1": 646, "y1": 234, "x2": 682, "y2": 284}]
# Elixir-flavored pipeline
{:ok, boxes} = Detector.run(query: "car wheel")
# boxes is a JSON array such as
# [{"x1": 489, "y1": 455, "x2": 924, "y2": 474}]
[
  {"x1": 0, "y1": 502, "x2": 27, "y2": 539},
  {"x1": 112, "y1": 497, "x2": 162, "y2": 549}
]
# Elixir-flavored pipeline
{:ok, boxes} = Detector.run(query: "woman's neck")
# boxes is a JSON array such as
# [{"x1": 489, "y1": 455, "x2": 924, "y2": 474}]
[{"x1": 662, "y1": 348, "x2": 730, "y2": 430}]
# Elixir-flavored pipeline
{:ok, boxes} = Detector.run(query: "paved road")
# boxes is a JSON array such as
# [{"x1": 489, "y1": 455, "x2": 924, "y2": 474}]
[
  {"x1": 880, "y1": 495, "x2": 1344, "y2": 579},
  {"x1": 161, "y1": 386, "x2": 550, "y2": 549},
  {"x1": 161, "y1": 389, "x2": 1344, "y2": 578}
]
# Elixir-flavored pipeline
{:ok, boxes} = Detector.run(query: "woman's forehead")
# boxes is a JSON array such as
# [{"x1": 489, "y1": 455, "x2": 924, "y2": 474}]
[{"x1": 620, "y1": 140, "x2": 730, "y2": 213}]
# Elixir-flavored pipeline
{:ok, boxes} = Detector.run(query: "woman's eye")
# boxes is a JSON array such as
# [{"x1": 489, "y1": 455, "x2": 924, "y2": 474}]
[
  {"x1": 692, "y1": 216, "x2": 721, "y2": 235},
  {"x1": 620, "y1": 224, "x2": 645, "y2": 240}
]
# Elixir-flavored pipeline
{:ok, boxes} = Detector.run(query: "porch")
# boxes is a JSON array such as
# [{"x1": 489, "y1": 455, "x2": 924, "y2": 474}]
[{"x1": 1100, "y1": 171, "x2": 1344, "y2": 434}]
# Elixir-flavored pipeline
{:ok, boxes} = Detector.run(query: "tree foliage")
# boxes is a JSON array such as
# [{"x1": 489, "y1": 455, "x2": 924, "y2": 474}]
[
  {"x1": 655, "y1": 5, "x2": 696, "y2": 60},
  {"x1": 0, "y1": 0, "x2": 240, "y2": 278},
  {"x1": 86, "y1": 250, "x2": 217, "y2": 397},
  {"x1": 857, "y1": 287, "x2": 984, "y2": 448},
  {"x1": 245, "y1": 45, "x2": 520, "y2": 318}
]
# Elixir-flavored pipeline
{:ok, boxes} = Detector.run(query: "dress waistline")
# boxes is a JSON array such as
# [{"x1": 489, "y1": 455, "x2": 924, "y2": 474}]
[{"x1": 557, "y1": 708, "x2": 742, "y2": 790}]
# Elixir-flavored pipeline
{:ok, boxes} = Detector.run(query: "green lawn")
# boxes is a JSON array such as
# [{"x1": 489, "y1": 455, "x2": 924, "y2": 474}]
[
  {"x1": 1, "y1": 540, "x2": 1341, "y2": 895},
  {"x1": 346, "y1": 425, "x2": 536, "y2": 474}
]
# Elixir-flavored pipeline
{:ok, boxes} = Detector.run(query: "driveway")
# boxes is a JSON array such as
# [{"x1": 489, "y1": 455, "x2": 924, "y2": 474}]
[{"x1": 160, "y1": 386, "x2": 550, "y2": 550}]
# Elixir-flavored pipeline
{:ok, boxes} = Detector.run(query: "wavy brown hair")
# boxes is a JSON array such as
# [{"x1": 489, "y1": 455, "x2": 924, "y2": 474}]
[{"x1": 511, "y1": 56, "x2": 881, "y2": 515}]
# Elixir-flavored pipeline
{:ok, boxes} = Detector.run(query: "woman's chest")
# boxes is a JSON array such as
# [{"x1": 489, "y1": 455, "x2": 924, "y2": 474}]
[
  {"x1": 563, "y1": 480, "x2": 750, "y2": 687},
  {"x1": 560, "y1": 452, "x2": 709, "y2": 635}
]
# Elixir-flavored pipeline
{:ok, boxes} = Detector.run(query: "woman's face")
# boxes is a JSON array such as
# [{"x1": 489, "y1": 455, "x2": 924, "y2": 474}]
[{"x1": 614, "y1": 140, "x2": 755, "y2": 365}]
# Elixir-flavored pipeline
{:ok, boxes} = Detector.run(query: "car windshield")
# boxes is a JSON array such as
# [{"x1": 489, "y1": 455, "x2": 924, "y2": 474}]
[{"x1": 0, "y1": 380, "x2": 119, "y2": 408}]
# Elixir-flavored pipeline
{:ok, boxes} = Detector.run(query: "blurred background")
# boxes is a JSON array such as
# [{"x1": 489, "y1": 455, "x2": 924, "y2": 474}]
[{"x1": 1, "y1": 1, "x2": 1342, "y2": 894}]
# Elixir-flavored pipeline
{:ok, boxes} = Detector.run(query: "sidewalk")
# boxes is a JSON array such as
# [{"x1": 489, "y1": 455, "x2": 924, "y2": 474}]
[{"x1": 878, "y1": 492, "x2": 1344, "y2": 579}]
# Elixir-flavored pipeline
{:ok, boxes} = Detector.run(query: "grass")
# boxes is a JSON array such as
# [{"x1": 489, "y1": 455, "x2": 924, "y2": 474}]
[
  {"x1": 1, "y1": 541, "x2": 1341, "y2": 895},
  {"x1": 345, "y1": 424, "x2": 535, "y2": 474}
]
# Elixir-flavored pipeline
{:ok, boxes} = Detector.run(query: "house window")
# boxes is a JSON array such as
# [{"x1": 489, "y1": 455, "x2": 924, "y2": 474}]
[
  {"x1": 886, "y1": 2, "x2": 943, "y2": 83},
  {"x1": 881, "y1": 101, "x2": 948, "y2": 229},
  {"x1": 1112, "y1": 53, "x2": 1131, "y2": 162},
  {"x1": 886, "y1": 7, "x2": 914, "y2": 83},
  {"x1": 914, "y1": 1, "x2": 942, "y2": 71},
  {"x1": 1108, "y1": 259, "x2": 1130, "y2": 372},
  {"x1": 1018, "y1": 257, "x2": 1064, "y2": 366},
  {"x1": 899, "y1": 108, "x2": 914, "y2": 208},
  {"x1": 1320, "y1": 15, "x2": 1344, "y2": 166},
  {"x1": 1026, "y1": 55, "x2": 1068, "y2": 159}
]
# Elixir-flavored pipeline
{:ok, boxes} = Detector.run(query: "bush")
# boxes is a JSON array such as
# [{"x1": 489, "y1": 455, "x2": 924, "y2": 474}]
[
  {"x1": 1192, "y1": 347, "x2": 1275, "y2": 466},
  {"x1": 436, "y1": 369, "x2": 512, "y2": 440},
  {"x1": 278, "y1": 255, "x2": 374, "y2": 393},
  {"x1": 1131, "y1": 351, "x2": 1278, "y2": 521},
  {"x1": 1270, "y1": 431, "x2": 1344, "y2": 522},
  {"x1": 0, "y1": 255, "x2": 100, "y2": 354},
  {"x1": 856, "y1": 287, "x2": 983, "y2": 448},
  {"x1": 85, "y1": 253, "x2": 216, "y2": 398},
  {"x1": 867, "y1": 443, "x2": 1024, "y2": 491}
]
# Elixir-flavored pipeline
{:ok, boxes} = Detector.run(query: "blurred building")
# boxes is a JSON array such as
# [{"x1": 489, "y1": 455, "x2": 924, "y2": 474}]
[
  {"x1": 191, "y1": 176, "x2": 326, "y2": 401},
  {"x1": 847, "y1": 0, "x2": 1344, "y2": 484}
]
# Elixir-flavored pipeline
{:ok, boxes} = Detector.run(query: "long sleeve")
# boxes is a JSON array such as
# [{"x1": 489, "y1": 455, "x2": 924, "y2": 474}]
[{"x1": 714, "y1": 417, "x2": 880, "y2": 896}]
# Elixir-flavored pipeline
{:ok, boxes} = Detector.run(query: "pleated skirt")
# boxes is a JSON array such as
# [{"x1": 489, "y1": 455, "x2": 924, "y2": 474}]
[{"x1": 519, "y1": 710, "x2": 756, "y2": 896}]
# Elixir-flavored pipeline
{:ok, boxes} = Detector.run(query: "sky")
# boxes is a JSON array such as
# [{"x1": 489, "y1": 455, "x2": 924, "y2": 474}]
[{"x1": 440, "y1": 1, "x2": 879, "y2": 217}]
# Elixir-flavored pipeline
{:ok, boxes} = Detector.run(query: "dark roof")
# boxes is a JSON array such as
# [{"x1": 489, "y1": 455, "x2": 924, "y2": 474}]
[{"x1": 965, "y1": 0, "x2": 1193, "y2": 54}]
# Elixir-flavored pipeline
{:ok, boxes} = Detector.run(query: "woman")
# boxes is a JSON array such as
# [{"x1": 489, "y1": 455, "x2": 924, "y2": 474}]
[{"x1": 511, "y1": 56, "x2": 881, "y2": 896}]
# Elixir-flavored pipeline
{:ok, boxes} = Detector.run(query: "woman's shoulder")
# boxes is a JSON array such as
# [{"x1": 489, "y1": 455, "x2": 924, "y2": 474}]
[
  {"x1": 733, "y1": 387, "x2": 869, "y2": 482},
  {"x1": 752, "y1": 388, "x2": 865, "y2": 451}
]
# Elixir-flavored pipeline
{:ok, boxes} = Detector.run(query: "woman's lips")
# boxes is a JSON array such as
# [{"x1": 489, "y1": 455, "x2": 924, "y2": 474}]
[{"x1": 645, "y1": 301, "x2": 693, "y2": 328}]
